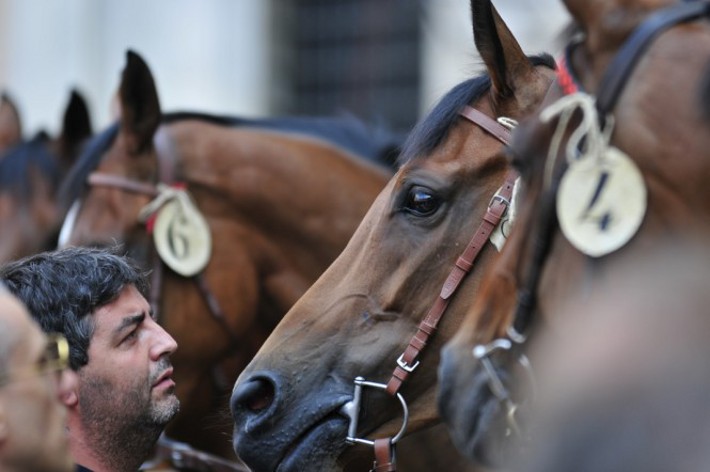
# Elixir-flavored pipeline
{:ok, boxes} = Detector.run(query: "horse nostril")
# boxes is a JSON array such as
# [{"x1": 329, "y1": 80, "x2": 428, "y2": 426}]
[{"x1": 233, "y1": 377, "x2": 276, "y2": 413}]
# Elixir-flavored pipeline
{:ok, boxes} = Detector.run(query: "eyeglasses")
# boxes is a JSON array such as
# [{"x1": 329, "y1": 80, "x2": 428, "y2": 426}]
[{"x1": 0, "y1": 333, "x2": 70, "y2": 387}]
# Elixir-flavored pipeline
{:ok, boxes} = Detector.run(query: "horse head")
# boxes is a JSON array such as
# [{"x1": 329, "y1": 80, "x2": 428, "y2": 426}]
[
  {"x1": 229, "y1": 1, "x2": 556, "y2": 471},
  {"x1": 0, "y1": 92, "x2": 22, "y2": 154},
  {"x1": 0, "y1": 90, "x2": 91, "y2": 263},
  {"x1": 439, "y1": 0, "x2": 710, "y2": 465},
  {"x1": 58, "y1": 49, "x2": 396, "y2": 460}
]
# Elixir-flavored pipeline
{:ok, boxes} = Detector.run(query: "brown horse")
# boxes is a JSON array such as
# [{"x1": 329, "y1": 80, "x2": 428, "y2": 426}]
[
  {"x1": 0, "y1": 93, "x2": 23, "y2": 154},
  {"x1": 0, "y1": 90, "x2": 92, "y2": 263},
  {"x1": 229, "y1": 1, "x2": 556, "y2": 471},
  {"x1": 513, "y1": 241, "x2": 710, "y2": 472},
  {"x1": 57, "y1": 50, "x2": 399, "y2": 461},
  {"x1": 438, "y1": 0, "x2": 710, "y2": 465}
]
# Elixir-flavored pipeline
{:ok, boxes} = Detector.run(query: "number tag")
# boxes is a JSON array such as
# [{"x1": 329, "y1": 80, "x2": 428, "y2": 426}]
[
  {"x1": 556, "y1": 146, "x2": 646, "y2": 257},
  {"x1": 153, "y1": 195, "x2": 212, "y2": 276}
]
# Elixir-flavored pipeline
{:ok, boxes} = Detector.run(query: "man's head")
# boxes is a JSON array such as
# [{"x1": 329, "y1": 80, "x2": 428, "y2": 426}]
[
  {"x1": 0, "y1": 246, "x2": 179, "y2": 472},
  {"x1": 0, "y1": 284, "x2": 76, "y2": 472}
]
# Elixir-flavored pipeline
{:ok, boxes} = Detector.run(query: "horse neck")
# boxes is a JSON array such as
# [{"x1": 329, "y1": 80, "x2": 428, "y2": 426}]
[{"x1": 166, "y1": 120, "x2": 390, "y2": 261}]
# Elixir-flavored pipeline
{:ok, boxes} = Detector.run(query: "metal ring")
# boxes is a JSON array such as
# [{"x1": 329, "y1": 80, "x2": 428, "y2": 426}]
[{"x1": 341, "y1": 377, "x2": 410, "y2": 447}]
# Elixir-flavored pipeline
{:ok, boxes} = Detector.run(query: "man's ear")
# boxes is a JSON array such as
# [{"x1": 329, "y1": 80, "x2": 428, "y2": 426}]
[
  {"x1": 61, "y1": 389, "x2": 78, "y2": 408},
  {"x1": 60, "y1": 375, "x2": 79, "y2": 408}
]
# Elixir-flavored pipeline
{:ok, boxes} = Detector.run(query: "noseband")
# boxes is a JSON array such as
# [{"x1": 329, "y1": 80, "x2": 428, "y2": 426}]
[
  {"x1": 474, "y1": 0, "x2": 710, "y2": 446},
  {"x1": 340, "y1": 104, "x2": 517, "y2": 472}
]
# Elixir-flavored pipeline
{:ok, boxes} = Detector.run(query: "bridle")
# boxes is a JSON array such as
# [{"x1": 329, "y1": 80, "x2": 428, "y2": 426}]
[
  {"x1": 473, "y1": 0, "x2": 710, "y2": 447},
  {"x1": 340, "y1": 104, "x2": 518, "y2": 472}
]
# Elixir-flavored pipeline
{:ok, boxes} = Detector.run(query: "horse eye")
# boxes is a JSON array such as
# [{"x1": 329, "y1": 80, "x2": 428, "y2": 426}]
[{"x1": 403, "y1": 187, "x2": 440, "y2": 217}]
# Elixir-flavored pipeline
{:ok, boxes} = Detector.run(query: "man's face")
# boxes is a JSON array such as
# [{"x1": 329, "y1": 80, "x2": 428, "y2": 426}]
[
  {"x1": 0, "y1": 295, "x2": 76, "y2": 472},
  {"x1": 77, "y1": 284, "x2": 179, "y2": 437}
]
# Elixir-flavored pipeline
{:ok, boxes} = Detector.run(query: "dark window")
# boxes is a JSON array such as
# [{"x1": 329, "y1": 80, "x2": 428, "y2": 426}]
[{"x1": 271, "y1": 0, "x2": 423, "y2": 133}]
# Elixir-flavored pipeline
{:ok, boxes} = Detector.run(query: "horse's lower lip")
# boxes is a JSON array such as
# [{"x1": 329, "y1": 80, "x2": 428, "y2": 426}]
[
  {"x1": 275, "y1": 411, "x2": 348, "y2": 472},
  {"x1": 438, "y1": 346, "x2": 496, "y2": 459}
]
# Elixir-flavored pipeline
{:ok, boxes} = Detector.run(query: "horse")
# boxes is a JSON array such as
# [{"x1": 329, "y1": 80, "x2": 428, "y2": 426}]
[
  {"x1": 515, "y1": 241, "x2": 710, "y2": 472},
  {"x1": 0, "y1": 90, "x2": 92, "y2": 263},
  {"x1": 57, "y1": 49, "x2": 401, "y2": 462},
  {"x1": 0, "y1": 93, "x2": 23, "y2": 154},
  {"x1": 438, "y1": 0, "x2": 710, "y2": 465},
  {"x1": 228, "y1": 1, "x2": 557, "y2": 470}
]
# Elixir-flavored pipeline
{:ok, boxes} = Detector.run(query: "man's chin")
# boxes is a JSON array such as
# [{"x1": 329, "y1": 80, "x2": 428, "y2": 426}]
[{"x1": 151, "y1": 394, "x2": 180, "y2": 424}]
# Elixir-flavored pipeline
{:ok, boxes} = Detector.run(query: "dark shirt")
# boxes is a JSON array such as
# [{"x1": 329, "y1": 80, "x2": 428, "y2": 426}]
[{"x1": 75, "y1": 465, "x2": 93, "y2": 472}]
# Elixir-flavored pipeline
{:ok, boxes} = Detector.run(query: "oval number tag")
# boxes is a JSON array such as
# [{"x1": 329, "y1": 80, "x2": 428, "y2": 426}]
[
  {"x1": 556, "y1": 147, "x2": 646, "y2": 257},
  {"x1": 153, "y1": 197, "x2": 212, "y2": 276}
]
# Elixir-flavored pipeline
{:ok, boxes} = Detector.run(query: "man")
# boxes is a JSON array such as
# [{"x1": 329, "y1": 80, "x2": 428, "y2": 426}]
[
  {"x1": 0, "y1": 283, "x2": 77, "y2": 472},
  {"x1": 1, "y1": 246, "x2": 180, "y2": 472}
]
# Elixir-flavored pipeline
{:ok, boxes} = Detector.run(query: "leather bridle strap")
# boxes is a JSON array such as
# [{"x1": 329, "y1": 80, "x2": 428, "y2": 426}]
[
  {"x1": 372, "y1": 438, "x2": 396, "y2": 472},
  {"x1": 384, "y1": 107, "x2": 515, "y2": 396},
  {"x1": 459, "y1": 105, "x2": 513, "y2": 145},
  {"x1": 511, "y1": 158, "x2": 565, "y2": 337},
  {"x1": 365, "y1": 106, "x2": 515, "y2": 472},
  {"x1": 87, "y1": 172, "x2": 159, "y2": 197},
  {"x1": 385, "y1": 169, "x2": 516, "y2": 395}
]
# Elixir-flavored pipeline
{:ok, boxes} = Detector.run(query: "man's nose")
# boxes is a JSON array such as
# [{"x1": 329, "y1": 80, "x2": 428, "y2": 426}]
[{"x1": 149, "y1": 320, "x2": 178, "y2": 360}]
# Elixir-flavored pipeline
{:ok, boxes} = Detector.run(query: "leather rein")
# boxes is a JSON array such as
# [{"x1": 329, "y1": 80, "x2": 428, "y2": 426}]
[
  {"x1": 473, "y1": 0, "x2": 710, "y2": 445},
  {"x1": 340, "y1": 104, "x2": 517, "y2": 472}
]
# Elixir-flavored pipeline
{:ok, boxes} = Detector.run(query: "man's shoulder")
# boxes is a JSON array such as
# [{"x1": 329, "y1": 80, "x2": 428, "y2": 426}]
[{"x1": 75, "y1": 465, "x2": 94, "y2": 472}]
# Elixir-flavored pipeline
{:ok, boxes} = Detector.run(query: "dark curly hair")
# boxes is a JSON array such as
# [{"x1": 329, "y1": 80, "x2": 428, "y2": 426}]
[{"x1": 0, "y1": 245, "x2": 148, "y2": 370}]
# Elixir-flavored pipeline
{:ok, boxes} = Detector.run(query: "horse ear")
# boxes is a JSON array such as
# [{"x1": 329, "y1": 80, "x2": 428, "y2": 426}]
[
  {"x1": 470, "y1": 0, "x2": 535, "y2": 102},
  {"x1": 59, "y1": 89, "x2": 93, "y2": 163},
  {"x1": 118, "y1": 50, "x2": 161, "y2": 155},
  {"x1": 0, "y1": 92, "x2": 22, "y2": 152}
]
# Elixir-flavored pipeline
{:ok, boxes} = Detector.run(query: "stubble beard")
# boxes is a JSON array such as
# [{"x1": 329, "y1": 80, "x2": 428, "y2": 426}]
[{"x1": 79, "y1": 361, "x2": 180, "y2": 472}]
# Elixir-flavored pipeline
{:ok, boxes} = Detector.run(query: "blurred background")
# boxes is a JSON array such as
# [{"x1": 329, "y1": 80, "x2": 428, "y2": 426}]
[{"x1": 0, "y1": 0, "x2": 570, "y2": 136}]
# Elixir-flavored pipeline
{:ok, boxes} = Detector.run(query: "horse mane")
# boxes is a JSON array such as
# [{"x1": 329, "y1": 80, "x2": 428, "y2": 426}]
[
  {"x1": 163, "y1": 112, "x2": 404, "y2": 168},
  {"x1": 0, "y1": 131, "x2": 61, "y2": 200},
  {"x1": 59, "y1": 123, "x2": 118, "y2": 206},
  {"x1": 399, "y1": 54, "x2": 555, "y2": 165},
  {"x1": 60, "y1": 112, "x2": 404, "y2": 206}
]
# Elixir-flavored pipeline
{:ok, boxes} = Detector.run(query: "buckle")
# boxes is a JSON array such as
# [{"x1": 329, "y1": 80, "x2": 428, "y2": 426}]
[
  {"x1": 489, "y1": 193, "x2": 511, "y2": 210},
  {"x1": 396, "y1": 354, "x2": 420, "y2": 373}
]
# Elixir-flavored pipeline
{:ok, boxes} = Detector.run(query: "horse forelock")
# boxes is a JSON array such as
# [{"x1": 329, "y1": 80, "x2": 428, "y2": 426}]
[
  {"x1": 59, "y1": 123, "x2": 119, "y2": 207},
  {"x1": 399, "y1": 54, "x2": 556, "y2": 166},
  {"x1": 0, "y1": 132, "x2": 61, "y2": 199},
  {"x1": 399, "y1": 76, "x2": 492, "y2": 166}
]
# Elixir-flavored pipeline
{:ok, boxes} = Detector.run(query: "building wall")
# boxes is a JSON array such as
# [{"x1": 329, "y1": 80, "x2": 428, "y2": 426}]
[
  {"x1": 0, "y1": 0, "x2": 569, "y2": 136},
  {"x1": 0, "y1": 0, "x2": 273, "y2": 134}
]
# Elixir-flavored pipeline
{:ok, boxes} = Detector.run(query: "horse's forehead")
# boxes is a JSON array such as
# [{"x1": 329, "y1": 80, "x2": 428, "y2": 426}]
[
  {"x1": 101, "y1": 132, "x2": 157, "y2": 173},
  {"x1": 401, "y1": 147, "x2": 482, "y2": 186}
]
